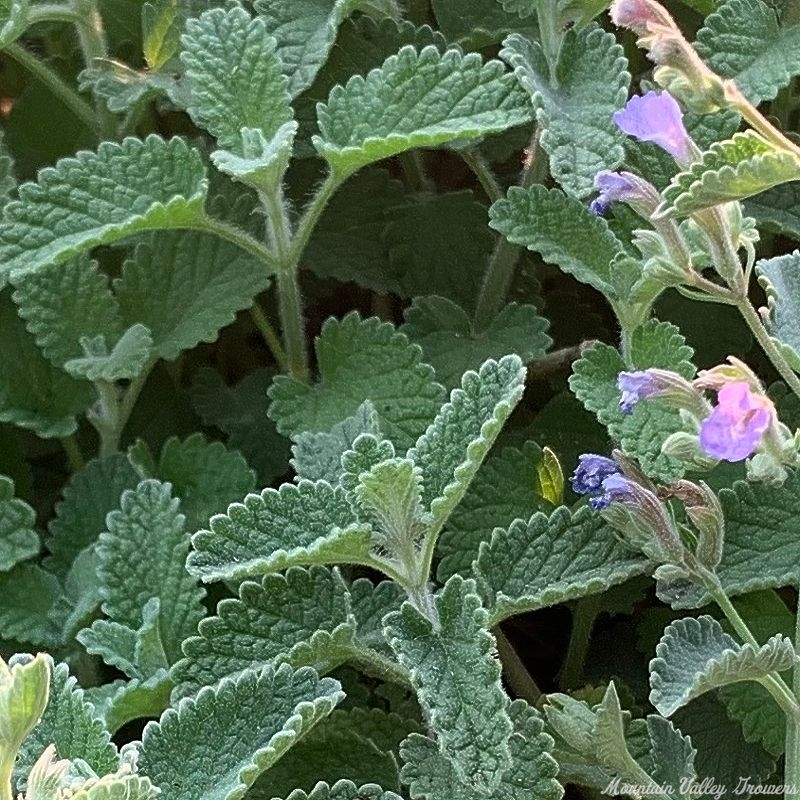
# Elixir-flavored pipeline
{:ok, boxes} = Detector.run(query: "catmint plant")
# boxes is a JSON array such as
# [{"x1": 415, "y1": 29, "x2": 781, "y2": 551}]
[{"x1": 3, "y1": 0, "x2": 800, "y2": 799}]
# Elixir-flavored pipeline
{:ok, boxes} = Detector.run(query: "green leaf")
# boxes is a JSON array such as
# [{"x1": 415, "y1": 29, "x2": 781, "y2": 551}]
[
  {"x1": 340, "y1": 434, "x2": 396, "y2": 493},
  {"x1": 536, "y1": 447, "x2": 565, "y2": 506},
  {"x1": 400, "y1": 699, "x2": 561, "y2": 800},
  {"x1": 142, "y1": 0, "x2": 182, "y2": 69},
  {"x1": 0, "y1": 136, "x2": 208, "y2": 282},
  {"x1": 657, "y1": 131, "x2": 800, "y2": 217},
  {"x1": 83, "y1": 672, "x2": 172, "y2": 734},
  {"x1": 253, "y1": 0, "x2": 379, "y2": 98},
  {"x1": 437, "y1": 441, "x2": 552, "y2": 581},
  {"x1": 269, "y1": 313, "x2": 446, "y2": 451},
  {"x1": 275, "y1": 783, "x2": 403, "y2": 800},
  {"x1": 756, "y1": 252, "x2": 800, "y2": 371},
  {"x1": 649, "y1": 615, "x2": 796, "y2": 716},
  {"x1": 314, "y1": 46, "x2": 532, "y2": 177},
  {"x1": 188, "y1": 480, "x2": 372, "y2": 583},
  {"x1": 16, "y1": 659, "x2": 119, "y2": 788},
  {"x1": 172, "y1": 566, "x2": 355, "y2": 699},
  {"x1": 64, "y1": 324, "x2": 153, "y2": 382},
  {"x1": 386, "y1": 576, "x2": 512, "y2": 787},
  {"x1": 291, "y1": 401, "x2": 382, "y2": 484},
  {"x1": 0, "y1": 0, "x2": 28, "y2": 48},
  {"x1": 0, "y1": 565, "x2": 64, "y2": 647},
  {"x1": 46, "y1": 454, "x2": 139, "y2": 575},
  {"x1": 0, "y1": 654, "x2": 49, "y2": 769},
  {"x1": 134, "y1": 433, "x2": 256, "y2": 530},
  {"x1": 489, "y1": 185, "x2": 625, "y2": 297},
  {"x1": 248, "y1": 708, "x2": 419, "y2": 798},
  {"x1": 476, "y1": 506, "x2": 650, "y2": 625},
  {"x1": 0, "y1": 475, "x2": 38, "y2": 572},
  {"x1": 181, "y1": 7, "x2": 294, "y2": 190},
  {"x1": 569, "y1": 319, "x2": 696, "y2": 481},
  {"x1": 94, "y1": 480, "x2": 205, "y2": 665},
  {"x1": 431, "y1": 0, "x2": 533, "y2": 46},
  {"x1": 115, "y1": 231, "x2": 271, "y2": 362},
  {"x1": 745, "y1": 183, "x2": 800, "y2": 239},
  {"x1": 695, "y1": 0, "x2": 800, "y2": 104},
  {"x1": 402, "y1": 297, "x2": 550, "y2": 389},
  {"x1": 0, "y1": 292, "x2": 93, "y2": 438},
  {"x1": 139, "y1": 665, "x2": 344, "y2": 800},
  {"x1": 11, "y1": 254, "x2": 123, "y2": 368},
  {"x1": 501, "y1": 25, "x2": 629, "y2": 197},
  {"x1": 191, "y1": 368, "x2": 291, "y2": 486},
  {"x1": 408, "y1": 355, "x2": 526, "y2": 538}
]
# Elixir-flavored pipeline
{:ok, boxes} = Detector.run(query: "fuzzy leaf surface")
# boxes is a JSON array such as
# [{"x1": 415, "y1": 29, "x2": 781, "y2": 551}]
[
  {"x1": 476, "y1": 506, "x2": 649, "y2": 624},
  {"x1": 314, "y1": 46, "x2": 532, "y2": 176},
  {"x1": 276, "y1": 783, "x2": 403, "y2": 800},
  {"x1": 695, "y1": 0, "x2": 800, "y2": 103},
  {"x1": 386, "y1": 576, "x2": 512, "y2": 789},
  {"x1": 501, "y1": 25, "x2": 628, "y2": 197},
  {"x1": 0, "y1": 475, "x2": 38, "y2": 572},
  {"x1": 490, "y1": 185, "x2": 625, "y2": 297},
  {"x1": 269, "y1": 313, "x2": 445, "y2": 451},
  {"x1": 139, "y1": 665, "x2": 344, "y2": 800},
  {"x1": 649, "y1": 615, "x2": 796, "y2": 716},
  {"x1": 756, "y1": 252, "x2": 800, "y2": 371},
  {"x1": 0, "y1": 136, "x2": 208, "y2": 281},
  {"x1": 188, "y1": 481, "x2": 372, "y2": 583},
  {"x1": 402, "y1": 297, "x2": 550, "y2": 389},
  {"x1": 408, "y1": 355, "x2": 526, "y2": 535},
  {"x1": 64, "y1": 324, "x2": 153, "y2": 382}
]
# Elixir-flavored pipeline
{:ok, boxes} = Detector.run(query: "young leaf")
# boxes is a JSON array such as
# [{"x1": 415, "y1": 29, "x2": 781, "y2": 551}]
[
  {"x1": 400, "y1": 699, "x2": 561, "y2": 800},
  {"x1": 756, "y1": 252, "x2": 800, "y2": 371},
  {"x1": 11, "y1": 254, "x2": 123, "y2": 368},
  {"x1": 644, "y1": 716, "x2": 697, "y2": 791},
  {"x1": 476, "y1": 506, "x2": 650, "y2": 625},
  {"x1": 115, "y1": 231, "x2": 271, "y2": 362},
  {"x1": 172, "y1": 566, "x2": 355, "y2": 699},
  {"x1": 95, "y1": 480, "x2": 205, "y2": 665},
  {"x1": 658, "y1": 132, "x2": 800, "y2": 217},
  {"x1": 291, "y1": 401, "x2": 382, "y2": 484},
  {"x1": 253, "y1": 0, "x2": 379, "y2": 98},
  {"x1": 188, "y1": 481, "x2": 372, "y2": 583},
  {"x1": 0, "y1": 292, "x2": 93, "y2": 438},
  {"x1": 0, "y1": 475, "x2": 38, "y2": 572},
  {"x1": 142, "y1": 0, "x2": 182, "y2": 70},
  {"x1": 275, "y1": 783, "x2": 403, "y2": 800},
  {"x1": 0, "y1": 565, "x2": 64, "y2": 647},
  {"x1": 501, "y1": 25, "x2": 629, "y2": 197},
  {"x1": 340, "y1": 434, "x2": 396, "y2": 493},
  {"x1": 408, "y1": 355, "x2": 526, "y2": 536},
  {"x1": 269, "y1": 313, "x2": 445, "y2": 451},
  {"x1": 489, "y1": 185, "x2": 625, "y2": 297},
  {"x1": 695, "y1": 0, "x2": 800, "y2": 104},
  {"x1": 386, "y1": 576, "x2": 512, "y2": 788},
  {"x1": 46, "y1": 454, "x2": 139, "y2": 575},
  {"x1": 0, "y1": 136, "x2": 208, "y2": 281},
  {"x1": 313, "y1": 46, "x2": 532, "y2": 177},
  {"x1": 64, "y1": 324, "x2": 153, "y2": 382},
  {"x1": 15, "y1": 659, "x2": 119, "y2": 787},
  {"x1": 402, "y1": 297, "x2": 551, "y2": 390},
  {"x1": 139, "y1": 665, "x2": 344, "y2": 800},
  {"x1": 649, "y1": 615, "x2": 796, "y2": 716},
  {"x1": 437, "y1": 441, "x2": 553, "y2": 581}
]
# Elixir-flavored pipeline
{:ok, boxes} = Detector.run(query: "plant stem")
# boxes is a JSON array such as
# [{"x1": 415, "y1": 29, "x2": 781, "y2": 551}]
[
  {"x1": 472, "y1": 130, "x2": 547, "y2": 331},
  {"x1": 90, "y1": 365, "x2": 153, "y2": 457},
  {"x1": 249, "y1": 303, "x2": 289, "y2": 372},
  {"x1": 461, "y1": 148, "x2": 504, "y2": 203},
  {"x1": 559, "y1": 595, "x2": 601, "y2": 690},
  {"x1": 399, "y1": 150, "x2": 434, "y2": 193},
  {"x1": 289, "y1": 170, "x2": 342, "y2": 268},
  {"x1": 0, "y1": 759, "x2": 12, "y2": 800},
  {"x1": 494, "y1": 626, "x2": 542, "y2": 704},
  {"x1": 60, "y1": 435, "x2": 85, "y2": 472},
  {"x1": 785, "y1": 595, "x2": 800, "y2": 797},
  {"x1": 5, "y1": 42, "x2": 98, "y2": 134},
  {"x1": 276, "y1": 268, "x2": 309, "y2": 380},
  {"x1": 736, "y1": 296, "x2": 800, "y2": 402},
  {"x1": 27, "y1": 3, "x2": 81, "y2": 25},
  {"x1": 198, "y1": 216, "x2": 281, "y2": 272}
]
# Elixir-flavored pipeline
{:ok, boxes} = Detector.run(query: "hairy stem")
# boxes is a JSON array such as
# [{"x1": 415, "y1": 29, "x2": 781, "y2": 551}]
[
  {"x1": 461, "y1": 148, "x2": 504, "y2": 204},
  {"x1": 289, "y1": 171, "x2": 343, "y2": 267},
  {"x1": 91, "y1": 365, "x2": 153, "y2": 457},
  {"x1": 249, "y1": 303, "x2": 289, "y2": 372},
  {"x1": 559, "y1": 595, "x2": 601, "y2": 690},
  {"x1": 5, "y1": 43, "x2": 98, "y2": 134},
  {"x1": 276, "y1": 268, "x2": 309, "y2": 381},
  {"x1": 736, "y1": 297, "x2": 800, "y2": 402},
  {"x1": 27, "y1": 3, "x2": 81, "y2": 25},
  {"x1": 399, "y1": 150, "x2": 434, "y2": 193},
  {"x1": 198, "y1": 216, "x2": 281, "y2": 271},
  {"x1": 473, "y1": 131, "x2": 547, "y2": 331},
  {"x1": 495, "y1": 626, "x2": 542, "y2": 704},
  {"x1": 0, "y1": 759, "x2": 12, "y2": 800}
]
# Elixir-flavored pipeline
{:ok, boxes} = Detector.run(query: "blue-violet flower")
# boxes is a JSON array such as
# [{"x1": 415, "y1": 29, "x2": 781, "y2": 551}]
[
  {"x1": 570, "y1": 454, "x2": 621, "y2": 496},
  {"x1": 613, "y1": 91, "x2": 691, "y2": 162},
  {"x1": 618, "y1": 370, "x2": 661, "y2": 413}
]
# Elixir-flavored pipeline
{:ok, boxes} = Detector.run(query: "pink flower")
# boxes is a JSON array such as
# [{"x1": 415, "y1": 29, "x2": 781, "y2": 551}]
[
  {"x1": 613, "y1": 91, "x2": 692, "y2": 162},
  {"x1": 699, "y1": 382, "x2": 775, "y2": 462}
]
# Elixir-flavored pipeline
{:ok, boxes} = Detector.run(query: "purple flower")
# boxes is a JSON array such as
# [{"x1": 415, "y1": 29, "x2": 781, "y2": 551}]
[
  {"x1": 589, "y1": 171, "x2": 640, "y2": 216},
  {"x1": 618, "y1": 370, "x2": 661, "y2": 414},
  {"x1": 613, "y1": 91, "x2": 691, "y2": 162},
  {"x1": 571, "y1": 454, "x2": 621, "y2": 497},
  {"x1": 699, "y1": 382, "x2": 775, "y2": 462},
  {"x1": 590, "y1": 473, "x2": 639, "y2": 510}
]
